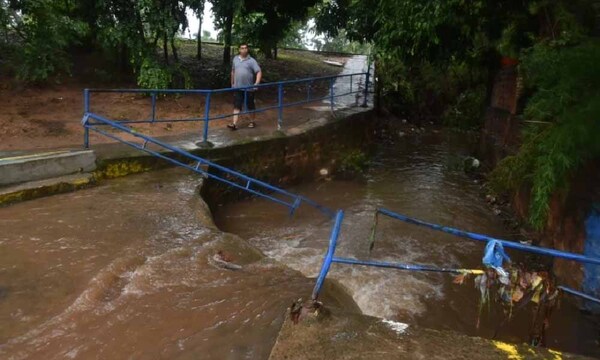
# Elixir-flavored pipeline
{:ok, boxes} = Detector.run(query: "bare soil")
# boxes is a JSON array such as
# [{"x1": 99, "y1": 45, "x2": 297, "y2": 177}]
[{"x1": 0, "y1": 44, "x2": 348, "y2": 151}]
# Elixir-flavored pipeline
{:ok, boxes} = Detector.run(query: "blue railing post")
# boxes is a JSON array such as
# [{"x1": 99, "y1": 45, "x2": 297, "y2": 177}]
[
  {"x1": 362, "y1": 65, "x2": 370, "y2": 107},
  {"x1": 329, "y1": 78, "x2": 335, "y2": 112},
  {"x1": 350, "y1": 74, "x2": 353, "y2": 94},
  {"x1": 277, "y1": 83, "x2": 284, "y2": 130},
  {"x1": 203, "y1": 93, "x2": 211, "y2": 143},
  {"x1": 151, "y1": 93, "x2": 157, "y2": 122},
  {"x1": 312, "y1": 210, "x2": 345, "y2": 300},
  {"x1": 83, "y1": 89, "x2": 90, "y2": 149}
]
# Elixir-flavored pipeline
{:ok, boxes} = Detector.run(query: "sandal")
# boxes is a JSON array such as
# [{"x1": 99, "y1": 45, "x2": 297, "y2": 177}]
[
  {"x1": 248, "y1": 122, "x2": 256, "y2": 128},
  {"x1": 227, "y1": 123, "x2": 238, "y2": 130}
]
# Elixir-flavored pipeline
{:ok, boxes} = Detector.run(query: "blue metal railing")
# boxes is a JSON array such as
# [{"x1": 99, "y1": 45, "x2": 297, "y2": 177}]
[
  {"x1": 82, "y1": 112, "x2": 337, "y2": 218},
  {"x1": 83, "y1": 71, "x2": 370, "y2": 147},
  {"x1": 312, "y1": 207, "x2": 600, "y2": 305}
]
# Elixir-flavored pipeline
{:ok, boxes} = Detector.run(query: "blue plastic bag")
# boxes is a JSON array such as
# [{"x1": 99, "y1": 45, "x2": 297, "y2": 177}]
[{"x1": 482, "y1": 240, "x2": 511, "y2": 268}]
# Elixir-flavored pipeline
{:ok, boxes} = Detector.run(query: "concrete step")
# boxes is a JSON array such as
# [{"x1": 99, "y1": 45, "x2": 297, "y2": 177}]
[
  {"x1": 0, "y1": 150, "x2": 96, "y2": 186},
  {"x1": 0, "y1": 173, "x2": 94, "y2": 206}
]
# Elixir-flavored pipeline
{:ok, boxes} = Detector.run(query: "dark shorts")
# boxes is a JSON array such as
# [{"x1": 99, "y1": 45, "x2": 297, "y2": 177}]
[{"x1": 233, "y1": 90, "x2": 256, "y2": 111}]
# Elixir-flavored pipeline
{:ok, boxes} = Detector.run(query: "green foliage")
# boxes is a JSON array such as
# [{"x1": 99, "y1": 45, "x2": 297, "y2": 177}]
[
  {"x1": 201, "y1": 30, "x2": 214, "y2": 42},
  {"x1": 10, "y1": 0, "x2": 88, "y2": 82},
  {"x1": 313, "y1": 29, "x2": 371, "y2": 53},
  {"x1": 234, "y1": 0, "x2": 319, "y2": 58},
  {"x1": 338, "y1": 150, "x2": 369, "y2": 177},
  {"x1": 137, "y1": 59, "x2": 172, "y2": 89},
  {"x1": 314, "y1": 0, "x2": 378, "y2": 43},
  {"x1": 137, "y1": 59, "x2": 192, "y2": 89},
  {"x1": 490, "y1": 39, "x2": 600, "y2": 229},
  {"x1": 442, "y1": 86, "x2": 487, "y2": 129},
  {"x1": 379, "y1": 59, "x2": 488, "y2": 124}
]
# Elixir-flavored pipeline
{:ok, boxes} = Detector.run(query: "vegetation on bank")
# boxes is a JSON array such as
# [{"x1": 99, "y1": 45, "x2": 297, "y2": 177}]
[
  {"x1": 490, "y1": 40, "x2": 600, "y2": 229},
  {"x1": 313, "y1": 0, "x2": 599, "y2": 229},
  {"x1": 1, "y1": 0, "x2": 598, "y2": 228}
]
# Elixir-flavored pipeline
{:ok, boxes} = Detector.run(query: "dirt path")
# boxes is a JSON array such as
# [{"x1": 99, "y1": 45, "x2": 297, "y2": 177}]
[{"x1": 0, "y1": 46, "x2": 351, "y2": 151}]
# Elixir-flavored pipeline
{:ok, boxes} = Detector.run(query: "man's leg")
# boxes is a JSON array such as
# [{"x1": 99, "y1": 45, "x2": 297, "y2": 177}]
[
  {"x1": 229, "y1": 91, "x2": 243, "y2": 129},
  {"x1": 232, "y1": 108, "x2": 240, "y2": 126},
  {"x1": 247, "y1": 92, "x2": 256, "y2": 128}
]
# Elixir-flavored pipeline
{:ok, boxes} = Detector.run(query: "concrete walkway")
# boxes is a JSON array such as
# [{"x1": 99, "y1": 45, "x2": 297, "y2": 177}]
[
  {"x1": 327, "y1": 55, "x2": 372, "y2": 108},
  {"x1": 0, "y1": 105, "x2": 371, "y2": 206},
  {"x1": 0, "y1": 54, "x2": 372, "y2": 198}
]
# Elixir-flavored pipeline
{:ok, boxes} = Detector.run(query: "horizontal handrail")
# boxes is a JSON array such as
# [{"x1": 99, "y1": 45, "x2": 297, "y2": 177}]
[
  {"x1": 83, "y1": 70, "x2": 370, "y2": 145},
  {"x1": 331, "y1": 257, "x2": 484, "y2": 275},
  {"x1": 376, "y1": 207, "x2": 600, "y2": 266},
  {"x1": 85, "y1": 72, "x2": 366, "y2": 94},
  {"x1": 311, "y1": 206, "x2": 600, "y2": 306},
  {"x1": 87, "y1": 90, "x2": 361, "y2": 126}
]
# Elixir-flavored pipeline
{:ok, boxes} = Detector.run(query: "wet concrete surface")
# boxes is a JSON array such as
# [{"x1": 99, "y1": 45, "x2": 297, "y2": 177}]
[{"x1": 268, "y1": 307, "x2": 590, "y2": 360}]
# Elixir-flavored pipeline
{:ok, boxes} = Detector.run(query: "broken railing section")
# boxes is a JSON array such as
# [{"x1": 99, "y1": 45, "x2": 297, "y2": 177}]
[
  {"x1": 82, "y1": 112, "x2": 336, "y2": 219},
  {"x1": 311, "y1": 207, "x2": 600, "y2": 305},
  {"x1": 82, "y1": 71, "x2": 370, "y2": 146}
]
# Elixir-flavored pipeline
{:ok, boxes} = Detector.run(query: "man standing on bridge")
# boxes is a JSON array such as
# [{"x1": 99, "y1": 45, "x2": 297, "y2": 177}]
[{"x1": 227, "y1": 43, "x2": 262, "y2": 131}]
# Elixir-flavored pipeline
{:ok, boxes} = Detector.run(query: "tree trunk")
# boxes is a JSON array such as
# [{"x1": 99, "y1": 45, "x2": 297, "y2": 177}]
[
  {"x1": 153, "y1": 34, "x2": 159, "y2": 50},
  {"x1": 222, "y1": 9, "x2": 234, "y2": 64},
  {"x1": 273, "y1": 45, "x2": 278, "y2": 60},
  {"x1": 197, "y1": 25, "x2": 202, "y2": 60},
  {"x1": 171, "y1": 36, "x2": 179, "y2": 63},
  {"x1": 163, "y1": 32, "x2": 169, "y2": 65}
]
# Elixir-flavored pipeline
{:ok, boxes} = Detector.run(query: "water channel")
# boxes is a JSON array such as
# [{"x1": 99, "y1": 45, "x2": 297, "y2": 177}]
[
  {"x1": 0, "y1": 129, "x2": 598, "y2": 358},
  {"x1": 214, "y1": 129, "x2": 600, "y2": 357}
]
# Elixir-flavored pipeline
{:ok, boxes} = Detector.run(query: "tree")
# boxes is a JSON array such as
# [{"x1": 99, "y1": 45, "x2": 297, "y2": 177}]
[
  {"x1": 236, "y1": 0, "x2": 319, "y2": 59},
  {"x1": 189, "y1": 0, "x2": 205, "y2": 60},
  {"x1": 201, "y1": 30, "x2": 213, "y2": 41},
  {"x1": 211, "y1": 0, "x2": 241, "y2": 64}
]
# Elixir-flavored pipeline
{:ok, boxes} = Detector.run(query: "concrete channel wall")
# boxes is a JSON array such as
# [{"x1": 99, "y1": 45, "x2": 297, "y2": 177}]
[{"x1": 0, "y1": 107, "x2": 375, "y2": 207}]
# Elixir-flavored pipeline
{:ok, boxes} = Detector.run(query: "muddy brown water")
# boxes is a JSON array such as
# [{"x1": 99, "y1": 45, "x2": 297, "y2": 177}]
[
  {"x1": 1, "y1": 130, "x2": 598, "y2": 359},
  {"x1": 0, "y1": 169, "x2": 347, "y2": 359},
  {"x1": 214, "y1": 130, "x2": 600, "y2": 358}
]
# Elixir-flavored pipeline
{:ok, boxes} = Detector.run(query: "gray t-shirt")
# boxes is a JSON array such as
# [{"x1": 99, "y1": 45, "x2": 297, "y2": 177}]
[{"x1": 232, "y1": 55, "x2": 261, "y2": 89}]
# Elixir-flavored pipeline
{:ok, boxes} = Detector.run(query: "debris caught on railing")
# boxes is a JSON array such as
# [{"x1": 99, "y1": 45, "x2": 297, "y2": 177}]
[
  {"x1": 290, "y1": 298, "x2": 304, "y2": 324},
  {"x1": 289, "y1": 298, "x2": 323, "y2": 324},
  {"x1": 453, "y1": 265, "x2": 560, "y2": 346}
]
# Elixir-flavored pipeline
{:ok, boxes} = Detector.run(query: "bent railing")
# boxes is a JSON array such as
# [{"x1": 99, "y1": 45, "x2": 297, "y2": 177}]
[
  {"x1": 83, "y1": 112, "x2": 337, "y2": 219},
  {"x1": 312, "y1": 207, "x2": 600, "y2": 305}
]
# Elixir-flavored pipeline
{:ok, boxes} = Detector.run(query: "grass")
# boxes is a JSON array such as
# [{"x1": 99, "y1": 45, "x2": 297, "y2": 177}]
[{"x1": 174, "y1": 40, "x2": 344, "y2": 90}]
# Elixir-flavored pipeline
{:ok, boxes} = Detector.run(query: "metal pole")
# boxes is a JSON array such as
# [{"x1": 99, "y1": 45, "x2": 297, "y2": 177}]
[
  {"x1": 203, "y1": 93, "x2": 211, "y2": 143},
  {"x1": 151, "y1": 93, "x2": 157, "y2": 122},
  {"x1": 362, "y1": 65, "x2": 370, "y2": 107},
  {"x1": 331, "y1": 257, "x2": 483, "y2": 275},
  {"x1": 329, "y1": 78, "x2": 335, "y2": 112},
  {"x1": 350, "y1": 74, "x2": 353, "y2": 94},
  {"x1": 83, "y1": 89, "x2": 90, "y2": 149},
  {"x1": 277, "y1": 83, "x2": 283, "y2": 130},
  {"x1": 558, "y1": 286, "x2": 600, "y2": 304},
  {"x1": 312, "y1": 210, "x2": 345, "y2": 300}
]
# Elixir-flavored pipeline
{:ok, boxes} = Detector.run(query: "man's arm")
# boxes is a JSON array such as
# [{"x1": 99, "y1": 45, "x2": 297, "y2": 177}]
[
  {"x1": 254, "y1": 71, "x2": 262, "y2": 86},
  {"x1": 231, "y1": 69, "x2": 235, "y2": 87}
]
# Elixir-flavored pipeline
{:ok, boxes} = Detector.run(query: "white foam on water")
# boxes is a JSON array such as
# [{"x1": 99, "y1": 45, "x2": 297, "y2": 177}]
[{"x1": 382, "y1": 319, "x2": 409, "y2": 334}]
